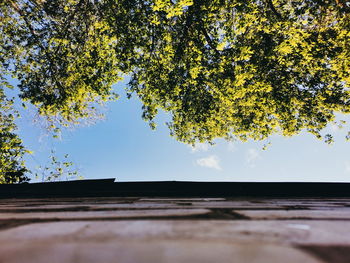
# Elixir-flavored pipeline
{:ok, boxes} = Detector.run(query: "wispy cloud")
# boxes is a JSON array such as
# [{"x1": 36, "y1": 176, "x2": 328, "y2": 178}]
[
  {"x1": 190, "y1": 143, "x2": 209, "y2": 153},
  {"x1": 196, "y1": 155, "x2": 222, "y2": 170},
  {"x1": 245, "y1": 148, "x2": 260, "y2": 167},
  {"x1": 345, "y1": 162, "x2": 350, "y2": 174}
]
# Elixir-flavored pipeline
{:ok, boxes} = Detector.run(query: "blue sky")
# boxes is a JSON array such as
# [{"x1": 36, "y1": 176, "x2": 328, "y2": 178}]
[{"x1": 11, "y1": 79, "x2": 350, "y2": 182}]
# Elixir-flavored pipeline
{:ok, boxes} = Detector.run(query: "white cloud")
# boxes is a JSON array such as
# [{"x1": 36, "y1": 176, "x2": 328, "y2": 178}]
[
  {"x1": 345, "y1": 162, "x2": 350, "y2": 174},
  {"x1": 245, "y1": 148, "x2": 261, "y2": 167},
  {"x1": 196, "y1": 155, "x2": 222, "y2": 170},
  {"x1": 190, "y1": 143, "x2": 209, "y2": 153}
]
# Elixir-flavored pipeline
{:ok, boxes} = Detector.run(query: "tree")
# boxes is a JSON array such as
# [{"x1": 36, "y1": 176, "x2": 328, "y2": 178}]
[
  {"x1": 0, "y1": 83, "x2": 29, "y2": 183},
  {"x1": 1, "y1": 0, "x2": 350, "y2": 181}
]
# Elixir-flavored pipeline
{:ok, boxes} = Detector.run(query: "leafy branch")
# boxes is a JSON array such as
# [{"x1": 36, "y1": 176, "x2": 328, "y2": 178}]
[{"x1": 34, "y1": 150, "x2": 81, "y2": 182}]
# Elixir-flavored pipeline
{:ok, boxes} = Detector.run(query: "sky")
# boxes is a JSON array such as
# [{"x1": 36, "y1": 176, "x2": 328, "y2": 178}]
[{"x1": 10, "y1": 79, "x2": 350, "y2": 182}]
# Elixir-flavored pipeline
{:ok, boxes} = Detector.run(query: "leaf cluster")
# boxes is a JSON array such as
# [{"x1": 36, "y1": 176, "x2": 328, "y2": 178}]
[
  {"x1": 0, "y1": 83, "x2": 29, "y2": 183},
  {"x1": 34, "y1": 150, "x2": 80, "y2": 182},
  {"x1": 2, "y1": 0, "x2": 350, "y2": 148}
]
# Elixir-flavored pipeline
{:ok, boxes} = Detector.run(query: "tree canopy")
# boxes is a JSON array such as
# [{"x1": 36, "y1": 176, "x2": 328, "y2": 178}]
[{"x1": 1, "y1": 0, "x2": 350, "y2": 181}]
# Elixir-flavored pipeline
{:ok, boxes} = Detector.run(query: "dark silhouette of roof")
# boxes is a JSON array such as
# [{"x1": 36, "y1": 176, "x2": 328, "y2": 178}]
[{"x1": 1, "y1": 179, "x2": 350, "y2": 198}]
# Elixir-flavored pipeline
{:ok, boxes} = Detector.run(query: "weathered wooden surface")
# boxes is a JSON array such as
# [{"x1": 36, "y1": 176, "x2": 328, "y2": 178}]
[{"x1": 0, "y1": 197, "x2": 350, "y2": 263}]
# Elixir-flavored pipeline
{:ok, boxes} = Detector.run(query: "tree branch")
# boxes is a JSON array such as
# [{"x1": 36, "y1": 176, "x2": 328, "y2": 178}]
[
  {"x1": 266, "y1": 0, "x2": 282, "y2": 19},
  {"x1": 8, "y1": 0, "x2": 64, "y2": 93},
  {"x1": 9, "y1": 0, "x2": 38, "y2": 36},
  {"x1": 174, "y1": 5, "x2": 194, "y2": 60},
  {"x1": 200, "y1": 25, "x2": 220, "y2": 57}
]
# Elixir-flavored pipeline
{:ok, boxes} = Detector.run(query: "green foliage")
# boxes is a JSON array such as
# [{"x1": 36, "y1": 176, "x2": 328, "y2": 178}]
[
  {"x1": 34, "y1": 150, "x2": 80, "y2": 182},
  {"x1": 0, "y1": 85, "x2": 29, "y2": 183},
  {"x1": 1, "y1": 0, "x2": 350, "y2": 157}
]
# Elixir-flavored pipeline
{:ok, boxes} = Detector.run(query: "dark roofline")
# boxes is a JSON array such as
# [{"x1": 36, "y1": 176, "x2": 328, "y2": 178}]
[{"x1": 1, "y1": 179, "x2": 350, "y2": 198}]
